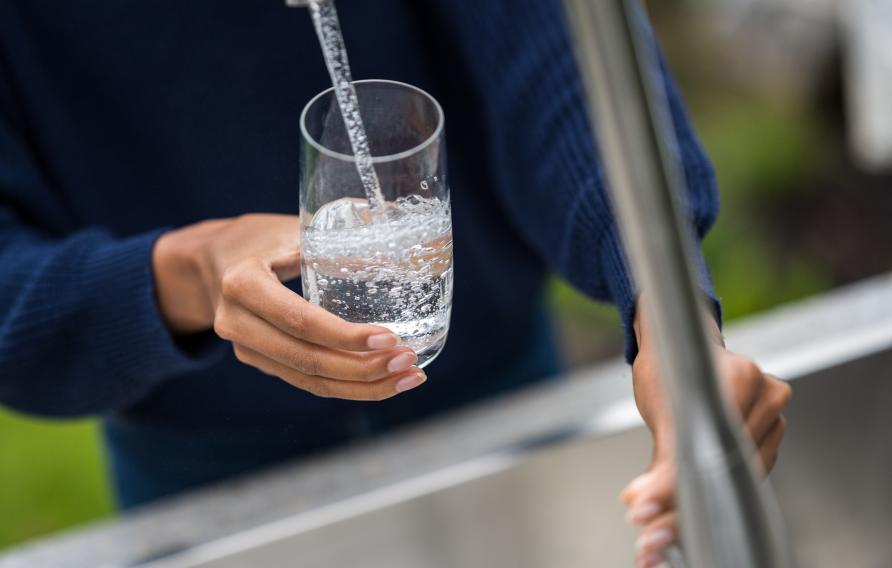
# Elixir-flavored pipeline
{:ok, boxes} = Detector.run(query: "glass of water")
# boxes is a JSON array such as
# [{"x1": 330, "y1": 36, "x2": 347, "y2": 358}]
[{"x1": 299, "y1": 79, "x2": 452, "y2": 368}]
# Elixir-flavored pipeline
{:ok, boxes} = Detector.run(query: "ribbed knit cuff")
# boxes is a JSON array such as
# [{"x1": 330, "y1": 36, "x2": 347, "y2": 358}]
[
  {"x1": 598, "y1": 227, "x2": 638, "y2": 362},
  {"x1": 81, "y1": 229, "x2": 225, "y2": 404},
  {"x1": 599, "y1": 226, "x2": 722, "y2": 364}
]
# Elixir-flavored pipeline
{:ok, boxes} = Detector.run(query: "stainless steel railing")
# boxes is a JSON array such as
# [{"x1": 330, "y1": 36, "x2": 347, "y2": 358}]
[{"x1": 562, "y1": 1, "x2": 796, "y2": 566}]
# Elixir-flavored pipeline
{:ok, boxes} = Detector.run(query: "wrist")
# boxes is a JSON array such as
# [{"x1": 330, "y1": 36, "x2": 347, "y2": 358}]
[{"x1": 153, "y1": 225, "x2": 216, "y2": 335}]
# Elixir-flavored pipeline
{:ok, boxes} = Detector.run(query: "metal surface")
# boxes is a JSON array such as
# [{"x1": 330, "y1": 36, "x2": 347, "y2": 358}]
[
  {"x1": 2, "y1": 274, "x2": 890, "y2": 568},
  {"x1": 562, "y1": 1, "x2": 794, "y2": 566},
  {"x1": 143, "y1": 352, "x2": 892, "y2": 568}
]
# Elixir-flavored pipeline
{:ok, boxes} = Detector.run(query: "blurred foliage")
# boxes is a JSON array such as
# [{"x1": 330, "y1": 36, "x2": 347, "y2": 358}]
[
  {"x1": 653, "y1": 2, "x2": 837, "y2": 321},
  {"x1": 696, "y1": 99, "x2": 834, "y2": 320},
  {"x1": 0, "y1": 410, "x2": 112, "y2": 550}
]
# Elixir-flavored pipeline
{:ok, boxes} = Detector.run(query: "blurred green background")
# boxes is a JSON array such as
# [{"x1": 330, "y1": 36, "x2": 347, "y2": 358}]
[{"x1": 2, "y1": 1, "x2": 891, "y2": 554}]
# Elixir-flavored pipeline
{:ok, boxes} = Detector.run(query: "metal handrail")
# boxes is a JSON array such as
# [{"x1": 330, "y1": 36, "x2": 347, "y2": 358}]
[{"x1": 562, "y1": 1, "x2": 797, "y2": 566}]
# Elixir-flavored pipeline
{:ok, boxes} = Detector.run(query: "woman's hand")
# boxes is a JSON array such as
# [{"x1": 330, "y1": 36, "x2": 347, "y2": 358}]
[
  {"x1": 621, "y1": 302, "x2": 792, "y2": 568},
  {"x1": 152, "y1": 214, "x2": 426, "y2": 400}
]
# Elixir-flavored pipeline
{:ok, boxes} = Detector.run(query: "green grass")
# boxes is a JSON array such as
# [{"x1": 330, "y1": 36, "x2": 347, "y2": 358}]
[
  {"x1": 694, "y1": 99, "x2": 834, "y2": 320},
  {"x1": 0, "y1": 408, "x2": 113, "y2": 551}
]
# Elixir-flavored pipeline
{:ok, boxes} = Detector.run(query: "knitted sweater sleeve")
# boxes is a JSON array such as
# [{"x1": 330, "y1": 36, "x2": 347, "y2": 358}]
[
  {"x1": 0, "y1": 69, "x2": 223, "y2": 418},
  {"x1": 433, "y1": 0, "x2": 721, "y2": 361}
]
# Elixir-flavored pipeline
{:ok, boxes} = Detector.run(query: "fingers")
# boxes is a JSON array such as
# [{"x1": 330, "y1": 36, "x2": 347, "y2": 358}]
[
  {"x1": 219, "y1": 259, "x2": 400, "y2": 351},
  {"x1": 744, "y1": 375, "x2": 792, "y2": 443},
  {"x1": 217, "y1": 304, "x2": 417, "y2": 382},
  {"x1": 621, "y1": 460, "x2": 676, "y2": 524},
  {"x1": 621, "y1": 412, "x2": 785, "y2": 519},
  {"x1": 757, "y1": 416, "x2": 786, "y2": 473},
  {"x1": 634, "y1": 510, "x2": 678, "y2": 567},
  {"x1": 234, "y1": 345, "x2": 426, "y2": 401},
  {"x1": 722, "y1": 355, "x2": 791, "y2": 459},
  {"x1": 623, "y1": 350, "x2": 790, "y2": 567},
  {"x1": 720, "y1": 353, "x2": 765, "y2": 419}
]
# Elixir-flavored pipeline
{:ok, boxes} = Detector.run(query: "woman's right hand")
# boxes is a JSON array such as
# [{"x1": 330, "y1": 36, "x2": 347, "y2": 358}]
[{"x1": 152, "y1": 214, "x2": 426, "y2": 400}]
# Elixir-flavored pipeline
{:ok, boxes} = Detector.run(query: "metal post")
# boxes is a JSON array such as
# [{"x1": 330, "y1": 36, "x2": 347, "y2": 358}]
[{"x1": 561, "y1": 1, "x2": 796, "y2": 567}]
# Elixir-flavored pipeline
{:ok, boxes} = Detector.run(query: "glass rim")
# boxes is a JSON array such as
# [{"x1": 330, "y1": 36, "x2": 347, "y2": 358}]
[{"x1": 299, "y1": 79, "x2": 445, "y2": 165}]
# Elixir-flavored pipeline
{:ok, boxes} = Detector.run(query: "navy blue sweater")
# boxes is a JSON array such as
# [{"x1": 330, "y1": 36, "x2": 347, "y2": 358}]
[{"x1": 0, "y1": 0, "x2": 718, "y2": 504}]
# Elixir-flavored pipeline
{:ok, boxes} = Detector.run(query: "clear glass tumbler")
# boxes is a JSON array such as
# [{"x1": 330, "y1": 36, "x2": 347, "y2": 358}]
[{"x1": 299, "y1": 80, "x2": 452, "y2": 367}]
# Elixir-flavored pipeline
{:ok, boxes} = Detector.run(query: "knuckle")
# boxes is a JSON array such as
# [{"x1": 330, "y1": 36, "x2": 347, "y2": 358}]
[
  {"x1": 213, "y1": 311, "x2": 235, "y2": 340},
  {"x1": 220, "y1": 262, "x2": 253, "y2": 299},
  {"x1": 232, "y1": 344, "x2": 249, "y2": 364},
  {"x1": 776, "y1": 381, "x2": 793, "y2": 407},
  {"x1": 354, "y1": 385, "x2": 390, "y2": 402},
  {"x1": 776, "y1": 415, "x2": 787, "y2": 435},
  {"x1": 220, "y1": 271, "x2": 238, "y2": 298},
  {"x1": 292, "y1": 349, "x2": 321, "y2": 376},
  {"x1": 766, "y1": 383, "x2": 792, "y2": 414},
  {"x1": 309, "y1": 381, "x2": 333, "y2": 399},
  {"x1": 734, "y1": 360, "x2": 763, "y2": 391},
  {"x1": 287, "y1": 306, "x2": 309, "y2": 336},
  {"x1": 741, "y1": 359, "x2": 762, "y2": 381},
  {"x1": 373, "y1": 387, "x2": 395, "y2": 402},
  {"x1": 357, "y1": 358, "x2": 380, "y2": 382}
]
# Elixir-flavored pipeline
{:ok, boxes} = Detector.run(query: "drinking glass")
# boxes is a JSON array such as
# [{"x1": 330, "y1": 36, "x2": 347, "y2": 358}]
[{"x1": 299, "y1": 79, "x2": 452, "y2": 367}]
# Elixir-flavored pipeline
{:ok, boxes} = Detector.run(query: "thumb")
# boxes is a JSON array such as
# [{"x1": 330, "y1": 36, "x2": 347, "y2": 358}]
[
  {"x1": 621, "y1": 457, "x2": 677, "y2": 525},
  {"x1": 269, "y1": 246, "x2": 302, "y2": 282}
]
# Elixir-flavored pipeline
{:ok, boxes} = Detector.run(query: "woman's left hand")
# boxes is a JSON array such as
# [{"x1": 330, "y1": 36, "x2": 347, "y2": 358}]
[{"x1": 621, "y1": 303, "x2": 792, "y2": 568}]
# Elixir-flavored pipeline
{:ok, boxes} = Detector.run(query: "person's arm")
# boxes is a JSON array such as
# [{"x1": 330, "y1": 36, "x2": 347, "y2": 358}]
[
  {"x1": 0, "y1": 211, "x2": 426, "y2": 418},
  {"x1": 430, "y1": 0, "x2": 719, "y2": 362},
  {"x1": 152, "y1": 214, "x2": 427, "y2": 401},
  {"x1": 0, "y1": 77, "x2": 423, "y2": 419},
  {"x1": 621, "y1": 302, "x2": 791, "y2": 568},
  {"x1": 0, "y1": 74, "x2": 226, "y2": 416},
  {"x1": 431, "y1": 2, "x2": 789, "y2": 564}
]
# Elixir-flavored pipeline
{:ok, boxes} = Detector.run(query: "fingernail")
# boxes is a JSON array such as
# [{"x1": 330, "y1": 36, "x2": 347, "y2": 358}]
[
  {"x1": 626, "y1": 500, "x2": 661, "y2": 525},
  {"x1": 387, "y1": 352, "x2": 418, "y2": 373},
  {"x1": 636, "y1": 528, "x2": 674, "y2": 552},
  {"x1": 368, "y1": 332, "x2": 400, "y2": 349},
  {"x1": 395, "y1": 372, "x2": 426, "y2": 393}
]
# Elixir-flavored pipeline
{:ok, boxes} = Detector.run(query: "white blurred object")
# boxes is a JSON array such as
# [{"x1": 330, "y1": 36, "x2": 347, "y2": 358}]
[
  {"x1": 842, "y1": 0, "x2": 892, "y2": 171},
  {"x1": 707, "y1": 0, "x2": 837, "y2": 100},
  {"x1": 704, "y1": 0, "x2": 892, "y2": 170}
]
